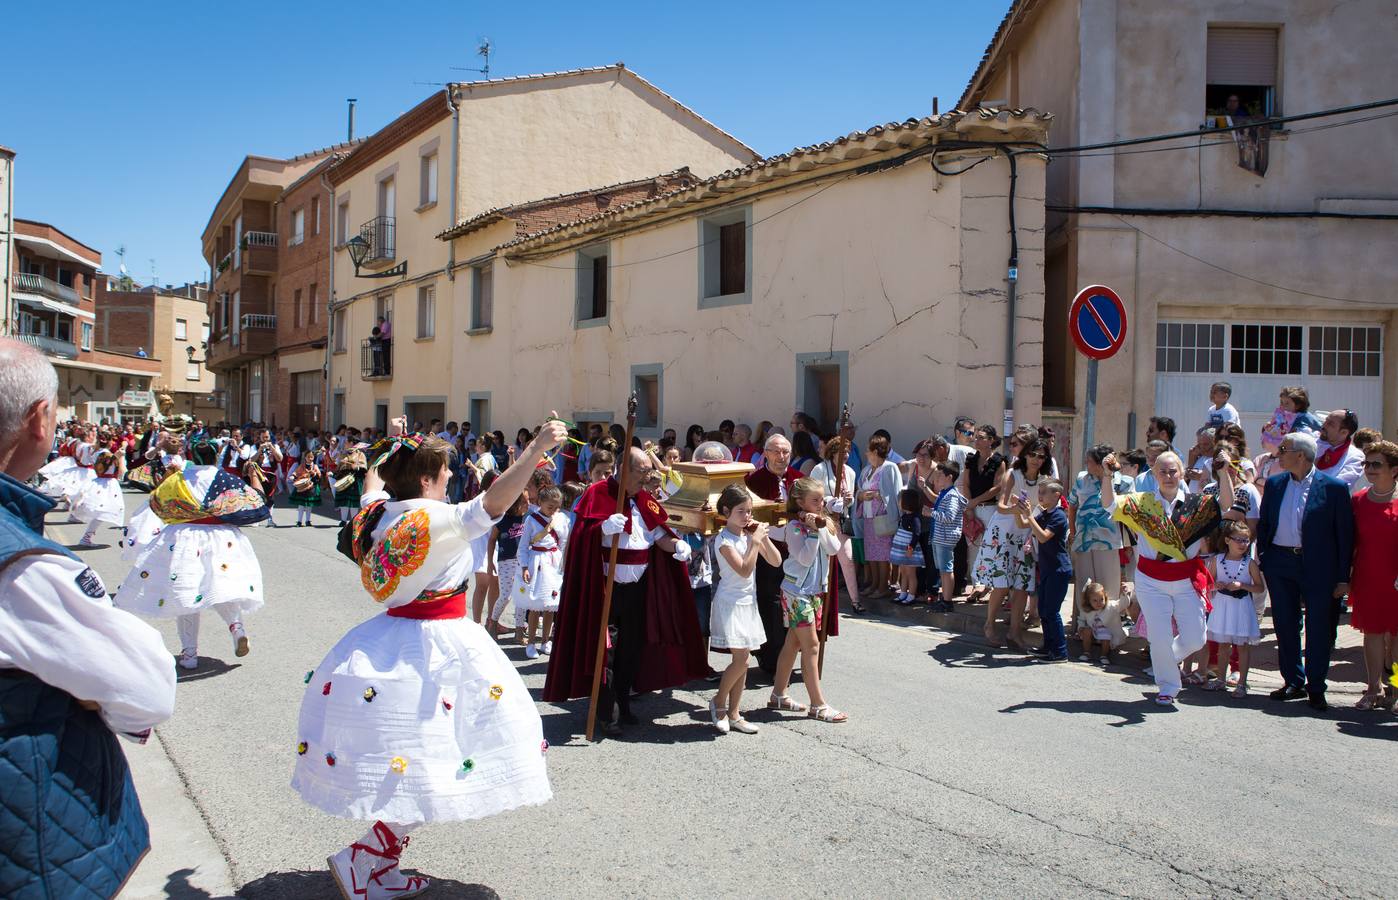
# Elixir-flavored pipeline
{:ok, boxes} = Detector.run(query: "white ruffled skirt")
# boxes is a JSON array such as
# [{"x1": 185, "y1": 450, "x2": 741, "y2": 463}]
[
  {"x1": 515, "y1": 556, "x2": 562, "y2": 613},
  {"x1": 291, "y1": 613, "x2": 552, "y2": 823},
  {"x1": 72, "y1": 477, "x2": 126, "y2": 526},
  {"x1": 62, "y1": 466, "x2": 97, "y2": 503},
  {"x1": 121, "y1": 507, "x2": 164, "y2": 562},
  {"x1": 38, "y1": 456, "x2": 79, "y2": 498},
  {"x1": 113, "y1": 523, "x2": 264, "y2": 618},
  {"x1": 1206, "y1": 593, "x2": 1261, "y2": 645}
]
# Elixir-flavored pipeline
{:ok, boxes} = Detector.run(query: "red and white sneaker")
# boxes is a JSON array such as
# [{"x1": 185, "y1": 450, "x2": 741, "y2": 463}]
[{"x1": 327, "y1": 822, "x2": 431, "y2": 900}]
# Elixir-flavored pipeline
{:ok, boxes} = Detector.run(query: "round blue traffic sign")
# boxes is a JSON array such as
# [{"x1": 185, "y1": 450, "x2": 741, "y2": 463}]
[{"x1": 1069, "y1": 285, "x2": 1128, "y2": 360}]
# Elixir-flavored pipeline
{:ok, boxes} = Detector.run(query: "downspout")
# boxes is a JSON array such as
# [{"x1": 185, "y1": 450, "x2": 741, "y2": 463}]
[
  {"x1": 320, "y1": 169, "x2": 336, "y2": 428},
  {"x1": 445, "y1": 87, "x2": 460, "y2": 282},
  {"x1": 1002, "y1": 151, "x2": 1019, "y2": 446}
]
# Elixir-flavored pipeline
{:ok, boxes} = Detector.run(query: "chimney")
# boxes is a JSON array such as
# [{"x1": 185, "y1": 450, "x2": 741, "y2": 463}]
[{"x1": 347, "y1": 99, "x2": 357, "y2": 142}]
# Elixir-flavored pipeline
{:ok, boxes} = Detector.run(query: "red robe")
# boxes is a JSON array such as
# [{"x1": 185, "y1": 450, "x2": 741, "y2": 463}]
[
  {"x1": 744, "y1": 463, "x2": 840, "y2": 637},
  {"x1": 542, "y1": 477, "x2": 710, "y2": 704}
]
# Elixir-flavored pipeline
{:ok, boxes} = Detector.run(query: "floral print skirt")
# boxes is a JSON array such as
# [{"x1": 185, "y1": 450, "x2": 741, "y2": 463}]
[{"x1": 972, "y1": 513, "x2": 1035, "y2": 592}]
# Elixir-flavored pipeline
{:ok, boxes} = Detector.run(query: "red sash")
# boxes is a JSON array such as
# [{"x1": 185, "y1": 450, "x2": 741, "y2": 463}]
[
  {"x1": 386, "y1": 589, "x2": 466, "y2": 620},
  {"x1": 1316, "y1": 440, "x2": 1350, "y2": 472},
  {"x1": 603, "y1": 547, "x2": 650, "y2": 565},
  {"x1": 1137, "y1": 554, "x2": 1213, "y2": 599}
]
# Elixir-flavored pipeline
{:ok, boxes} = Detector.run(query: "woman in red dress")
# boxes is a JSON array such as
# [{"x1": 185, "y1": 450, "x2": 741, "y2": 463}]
[{"x1": 1348, "y1": 439, "x2": 1398, "y2": 711}]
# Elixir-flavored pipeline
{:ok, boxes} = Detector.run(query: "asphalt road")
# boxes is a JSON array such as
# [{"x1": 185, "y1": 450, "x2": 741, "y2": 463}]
[{"x1": 54, "y1": 490, "x2": 1396, "y2": 899}]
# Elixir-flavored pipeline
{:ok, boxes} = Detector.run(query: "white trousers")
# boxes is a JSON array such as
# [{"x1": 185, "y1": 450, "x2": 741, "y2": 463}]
[{"x1": 1135, "y1": 571, "x2": 1207, "y2": 697}]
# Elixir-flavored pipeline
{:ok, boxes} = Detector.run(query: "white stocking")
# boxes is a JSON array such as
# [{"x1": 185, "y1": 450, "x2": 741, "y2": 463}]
[
  {"x1": 80, "y1": 521, "x2": 100, "y2": 542},
  {"x1": 212, "y1": 602, "x2": 242, "y2": 629},
  {"x1": 176, "y1": 613, "x2": 200, "y2": 652}
]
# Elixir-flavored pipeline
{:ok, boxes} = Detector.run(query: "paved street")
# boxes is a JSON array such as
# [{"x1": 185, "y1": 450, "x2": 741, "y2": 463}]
[{"x1": 57, "y1": 491, "x2": 1396, "y2": 899}]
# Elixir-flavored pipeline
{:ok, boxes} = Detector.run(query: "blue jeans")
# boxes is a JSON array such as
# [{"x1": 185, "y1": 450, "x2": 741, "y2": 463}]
[
  {"x1": 1261, "y1": 550, "x2": 1334, "y2": 693},
  {"x1": 1037, "y1": 571, "x2": 1070, "y2": 658}
]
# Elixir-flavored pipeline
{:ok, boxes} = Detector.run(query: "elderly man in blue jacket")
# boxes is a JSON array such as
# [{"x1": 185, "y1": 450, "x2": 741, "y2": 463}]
[
  {"x1": 1256, "y1": 431, "x2": 1354, "y2": 712},
  {"x1": 0, "y1": 338, "x2": 176, "y2": 899}
]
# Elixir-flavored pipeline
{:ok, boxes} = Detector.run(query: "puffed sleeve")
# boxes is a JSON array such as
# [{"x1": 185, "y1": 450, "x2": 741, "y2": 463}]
[
  {"x1": 450, "y1": 494, "x2": 501, "y2": 541},
  {"x1": 0, "y1": 555, "x2": 176, "y2": 738}
]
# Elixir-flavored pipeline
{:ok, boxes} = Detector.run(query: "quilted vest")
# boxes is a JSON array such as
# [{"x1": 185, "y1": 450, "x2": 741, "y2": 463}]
[{"x1": 0, "y1": 472, "x2": 151, "y2": 900}]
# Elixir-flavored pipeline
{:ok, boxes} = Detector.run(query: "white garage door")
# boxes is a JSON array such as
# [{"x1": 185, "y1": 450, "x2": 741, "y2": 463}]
[{"x1": 1154, "y1": 320, "x2": 1384, "y2": 445}]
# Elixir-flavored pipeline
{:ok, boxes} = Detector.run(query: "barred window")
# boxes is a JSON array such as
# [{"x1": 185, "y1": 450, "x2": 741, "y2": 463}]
[
  {"x1": 1156, "y1": 322, "x2": 1225, "y2": 373},
  {"x1": 1230, "y1": 324, "x2": 1301, "y2": 375},
  {"x1": 1309, "y1": 326, "x2": 1381, "y2": 377}
]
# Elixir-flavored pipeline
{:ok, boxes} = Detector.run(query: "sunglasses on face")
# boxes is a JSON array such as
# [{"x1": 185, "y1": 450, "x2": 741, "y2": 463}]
[
  {"x1": 1227, "y1": 535, "x2": 1250, "y2": 544},
  {"x1": 1028, "y1": 451, "x2": 1047, "y2": 459},
  {"x1": 958, "y1": 429, "x2": 974, "y2": 436},
  {"x1": 1363, "y1": 460, "x2": 1388, "y2": 469}
]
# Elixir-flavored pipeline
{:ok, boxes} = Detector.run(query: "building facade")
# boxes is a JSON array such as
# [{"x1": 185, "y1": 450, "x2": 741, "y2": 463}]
[
  {"x1": 201, "y1": 144, "x2": 354, "y2": 426},
  {"x1": 95, "y1": 281, "x2": 221, "y2": 421},
  {"x1": 324, "y1": 64, "x2": 759, "y2": 432},
  {"x1": 9, "y1": 218, "x2": 159, "y2": 422},
  {"x1": 960, "y1": 0, "x2": 1398, "y2": 457}
]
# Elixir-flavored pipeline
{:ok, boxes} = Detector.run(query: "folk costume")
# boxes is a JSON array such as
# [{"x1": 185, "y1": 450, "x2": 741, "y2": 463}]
[
  {"x1": 62, "y1": 439, "x2": 99, "y2": 513},
  {"x1": 744, "y1": 463, "x2": 802, "y2": 672},
  {"x1": 112, "y1": 462, "x2": 269, "y2": 669},
  {"x1": 289, "y1": 458, "x2": 323, "y2": 527},
  {"x1": 541, "y1": 477, "x2": 709, "y2": 732},
  {"x1": 333, "y1": 447, "x2": 369, "y2": 523},
  {"x1": 126, "y1": 448, "x2": 185, "y2": 493},
  {"x1": 36, "y1": 434, "x2": 80, "y2": 500},
  {"x1": 517, "y1": 509, "x2": 569, "y2": 657},
  {"x1": 72, "y1": 448, "x2": 126, "y2": 546},
  {"x1": 293, "y1": 437, "x2": 550, "y2": 900},
  {"x1": 0, "y1": 472, "x2": 176, "y2": 900}
]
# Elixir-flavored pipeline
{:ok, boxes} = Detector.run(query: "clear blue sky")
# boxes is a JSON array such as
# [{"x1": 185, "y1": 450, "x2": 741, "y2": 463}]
[{"x1": 2, "y1": 1, "x2": 1009, "y2": 285}]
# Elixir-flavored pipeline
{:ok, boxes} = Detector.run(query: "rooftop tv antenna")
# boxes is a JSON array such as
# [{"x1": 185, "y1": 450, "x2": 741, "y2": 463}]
[{"x1": 451, "y1": 39, "x2": 492, "y2": 79}]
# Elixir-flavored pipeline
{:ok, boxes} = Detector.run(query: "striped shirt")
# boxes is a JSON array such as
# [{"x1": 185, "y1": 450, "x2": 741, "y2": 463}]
[{"x1": 929, "y1": 487, "x2": 968, "y2": 546}]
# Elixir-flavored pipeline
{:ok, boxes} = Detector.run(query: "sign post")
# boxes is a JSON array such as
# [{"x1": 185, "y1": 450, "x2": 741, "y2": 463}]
[{"x1": 1068, "y1": 285, "x2": 1128, "y2": 451}]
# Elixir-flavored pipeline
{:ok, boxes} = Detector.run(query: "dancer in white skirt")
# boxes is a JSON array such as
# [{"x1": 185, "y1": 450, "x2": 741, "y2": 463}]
[
  {"x1": 36, "y1": 426, "x2": 82, "y2": 501},
  {"x1": 517, "y1": 483, "x2": 568, "y2": 659},
  {"x1": 72, "y1": 446, "x2": 127, "y2": 546},
  {"x1": 293, "y1": 416, "x2": 563, "y2": 900},
  {"x1": 112, "y1": 440, "x2": 269, "y2": 669},
  {"x1": 708, "y1": 484, "x2": 781, "y2": 735},
  {"x1": 62, "y1": 426, "x2": 100, "y2": 516}
]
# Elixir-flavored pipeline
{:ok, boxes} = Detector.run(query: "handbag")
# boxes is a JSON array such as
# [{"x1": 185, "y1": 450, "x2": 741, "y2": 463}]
[
  {"x1": 963, "y1": 510, "x2": 985, "y2": 543},
  {"x1": 889, "y1": 524, "x2": 925, "y2": 567}
]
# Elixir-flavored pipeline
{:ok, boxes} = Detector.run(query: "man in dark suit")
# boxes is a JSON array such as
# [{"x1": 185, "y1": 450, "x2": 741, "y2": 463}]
[{"x1": 1256, "y1": 432, "x2": 1354, "y2": 711}]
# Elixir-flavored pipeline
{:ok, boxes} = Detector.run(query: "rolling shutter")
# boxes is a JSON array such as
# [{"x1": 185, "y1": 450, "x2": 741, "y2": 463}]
[{"x1": 1207, "y1": 27, "x2": 1278, "y2": 85}]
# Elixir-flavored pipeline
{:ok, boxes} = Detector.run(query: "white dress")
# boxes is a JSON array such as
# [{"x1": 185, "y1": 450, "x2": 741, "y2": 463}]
[
  {"x1": 292, "y1": 493, "x2": 551, "y2": 823},
  {"x1": 112, "y1": 466, "x2": 265, "y2": 618},
  {"x1": 71, "y1": 452, "x2": 126, "y2": 526},
  {"x1": 708, "y1": 529, "x2": 766, "y2": 651},
  {"x1": 122, "y1": 506, "x2": 165, "y2": 562},
  {"x1": 63, "y1": 443, "x2": 99, "y2": 505},
  {"x1": 1206, "y1": 555, "x2": 1261, "y2": 645},
  {"x1": 516, "y1": 511, "x2": 567, "y2": 614},
  {"x1": 37, "y1": 445, "x2": 79, "y2": 498}
]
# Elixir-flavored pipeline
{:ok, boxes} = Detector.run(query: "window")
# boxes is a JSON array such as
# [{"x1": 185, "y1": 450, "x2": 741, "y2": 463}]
[
  {"x1": 1230, "y1": 324, "x2": 1301, "y2": 375},
  {"x1": 309, "y1": 283, "x2": 318, "y2": 324},
  {"x1": 186, "y1": 361, "x2": 200, "y2": 381},
  {"x1": 1309, "y1": 326, "x2": 1381, "y2": 377},
  {"x1": 95, "y1": 373, "x2": 105, "y2": 391},
  {"x1": 698, "y1": 206, "x2": 752, "y2": 307},
  {"x1": 312, "y1": 196, "x2": 321, "y2": 235},
  {"x1": 1206, "y1": 26, "x2": 1280, "y2": 120},
  {"x1": 175, "y1": 318, "x2": 188, "y2": 341},
  {"x1": 374, "y1": 294, "x2": 393, "y2": 328},
  {"x1": 419, "y1": 153, "x2": 438, "y2": 207},
  {"x1": 202, "y1": 322, "x2": 210, "y2": 342},
  {"x1": 248, "y1": 361, "x2": 263, "y2": 422},
  {"x1": 377, "y1": 176, "x2": 395, "y2": 218},
  {"x1": 333, "y1": 308, "x2": 346, "y2": 352},
  {"x1": 469, "y1": 393, "x2": 491, "y2": 436},
  {"x1": 796, "y1": 352, "x2": 848, "y2": 435},
  {"x1": 337, "y1": 200, "x2": 350, "y2": 244},
  {"x1": 234, "y1": 214, "x2": 242, "y2": 268},
  {"x1": 416, "y1": 285, "x2": 435, "y2": 339},
  {"x1": 294, "y1": 371, "x2": 322, "y2": 429},
  {"x1": 1155, "y1": 322, "x2": 1225, "y2": 373},
  {"x1": 575, "y1": 244, "x2": 608, "y2": 326},
  {"x1": 293, "y1": 288, "x2": 303, "y2": 328},
  {"x1": 81, "y1": 322, "x2": 92, "y2": 350},
  {"x1": 631, "y1": 363, "x2": 662, "y2": 433},
  {"x1": 290, "y1": 208, "x2": 305, "y2": 246},
  {"x1": 57, "y1": 267, "x2": 73, "y2": 288},
  {"x1": 471, "y1": 263, "x2": 493, "y2": 330}
]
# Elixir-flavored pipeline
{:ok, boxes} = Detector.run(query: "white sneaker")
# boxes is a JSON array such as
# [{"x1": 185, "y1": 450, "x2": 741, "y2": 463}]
[
  {"x1": 177, "y1": 649, "x2": 198, "y2": 670},
  {"x1": 542, "y1": 640, "x2": 553, "y2": 655},
  {"x1": 230, "y1": 622, "x2": 250, "y2": 657},
  {"x1": 524, "y1": 643, "x2": 539, "y2": 659}
]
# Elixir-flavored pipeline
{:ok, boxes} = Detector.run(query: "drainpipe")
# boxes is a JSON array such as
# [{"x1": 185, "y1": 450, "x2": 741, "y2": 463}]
[
  {"x1": 445, "y1": 87, "x2": 460, "y2": 283},
  {"x1": 1002, "y1": 152, "x2": 1020, "y2": 446},
  {"x1": 320, "y1": 169, "x2": 336, "y2": 427}
]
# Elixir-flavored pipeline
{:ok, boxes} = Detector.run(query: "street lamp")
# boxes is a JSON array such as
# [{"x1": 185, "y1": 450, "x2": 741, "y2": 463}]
[{"x1": 345, "y1": 231, "x2": 406, "y2": 279}]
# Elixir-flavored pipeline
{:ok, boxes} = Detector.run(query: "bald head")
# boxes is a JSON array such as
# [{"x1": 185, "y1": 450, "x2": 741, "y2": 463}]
[
  {"x1": 763, "y1": 433, "x2": 791, "y2": 475},
  {"x1": 621, "y1": 446, "x2": 654, "y2": 496},
  {"x1": 0, "y1": 338, "x2": 60, "y2": 480}
]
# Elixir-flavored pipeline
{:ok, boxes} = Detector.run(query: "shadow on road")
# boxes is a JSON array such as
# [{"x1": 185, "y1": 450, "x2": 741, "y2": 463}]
[
  {"x1": 999, "y1": 696, "x2": 1175, "y2": 727},
  {"x1": 160, "y1": 867, "x2": 218, "y2": 898},
  {"x1": 177, "y1": 658, "x2": 243, "y2": 683},
  {"x1": 539, "y1": 690, "x2": 718, "y2": 746},
  {"x1": 236, "y1": 868, "x2": 498, "y2": 899},
  {"x1": 927, "y1": 638, "x2": 1039, "y2": 670}
]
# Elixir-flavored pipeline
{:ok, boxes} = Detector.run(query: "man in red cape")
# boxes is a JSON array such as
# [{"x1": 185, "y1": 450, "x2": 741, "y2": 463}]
[{"x1": 543, "y1": 447, "x2": 709, "y2": 736}]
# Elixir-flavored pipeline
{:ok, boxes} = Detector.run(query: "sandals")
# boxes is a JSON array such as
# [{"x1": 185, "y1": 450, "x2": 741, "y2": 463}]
[
  {"x1": 808, "y1": 705, "x2": 848, "y2": 723},
  {"x1": 1355, "y1": 690, "x2": 1382, "y2": 711},
  {"x1": 1154, "y1": 693, "x2": 1175, "y2": 706},
  {"x1": 767, "y1": 694, "x2": 808, "y2": 713},
  {"x1": 1182, "y1": 671, "x2": 1207, "y2": 687}
]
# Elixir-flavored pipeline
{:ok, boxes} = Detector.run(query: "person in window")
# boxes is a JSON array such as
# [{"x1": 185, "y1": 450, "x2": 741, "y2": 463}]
[
  {"x1": 375, "y1": 316, "x2": 392, "y2": 375},
  {"x1": 369, "y1": 326, "x2": 385, "y2": 376}
]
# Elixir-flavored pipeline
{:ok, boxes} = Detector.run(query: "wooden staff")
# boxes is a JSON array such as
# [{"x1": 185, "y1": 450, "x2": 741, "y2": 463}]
[
  {"x1": 585, "y1": 393, "x2": 638, "y2": 742},
  {"x1": 818, "y1": 403, "x2": 852, "y2": 677}
]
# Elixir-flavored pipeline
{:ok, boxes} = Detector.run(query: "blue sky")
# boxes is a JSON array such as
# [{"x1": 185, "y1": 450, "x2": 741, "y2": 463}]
[{"x1": 2, "y1": 1, "x2": 1009, "y2": 284}]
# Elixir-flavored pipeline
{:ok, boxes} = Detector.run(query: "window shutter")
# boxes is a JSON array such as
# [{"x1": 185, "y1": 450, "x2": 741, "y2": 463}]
[
  {"x1": 1207, "y1": 27, "x2": 1278, "y2": 86},
  {"x1": 719, "y1": 221, "x2": 745, "y2": 295}
]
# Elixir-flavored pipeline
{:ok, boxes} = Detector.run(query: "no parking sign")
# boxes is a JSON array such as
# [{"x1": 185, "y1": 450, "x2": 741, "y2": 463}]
[{"x1": 1069, "y1": 284, "x2": 1128, "y2": 360}]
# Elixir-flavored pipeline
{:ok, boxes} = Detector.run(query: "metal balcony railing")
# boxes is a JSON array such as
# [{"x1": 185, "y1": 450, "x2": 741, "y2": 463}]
[
  {"x1": 244, "y1": 231, "x2": 277, "y2": 247},
  {"x1": 14, "y1": 272, "x2": 80, "y2": 306},
  {"x1": 241, "y1": 313, "x2": 277, "y2": 330},
  {"x1": 359, "y1": 216, "x2": 395, "y2": 264},
  {"x1": 15, "y1": 332, "x2": 78, "y2": 359},
  {"x1": 361, "y1": 337, "x2": 392, "y2": 379}
]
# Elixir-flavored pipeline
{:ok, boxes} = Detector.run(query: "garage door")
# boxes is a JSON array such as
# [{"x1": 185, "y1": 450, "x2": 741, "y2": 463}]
[{"x1": 1154, "y1": 321, "x2": 1384, "y2": 445}]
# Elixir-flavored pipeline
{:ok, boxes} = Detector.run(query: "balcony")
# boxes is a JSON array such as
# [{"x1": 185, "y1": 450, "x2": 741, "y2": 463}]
[
  {"x1": 358, "y1": 216, "x2": 395, "y2": 269},
  {"x1": 360, "y1": 337, "x2": 392, "y2": 380},
  {"x1": 205, "y1": 313, "x2": 278, "y2": 371},
  {"x1": 243, "y1": 231, "x2": 278, "y2": 275},
  {"x1": 15, "y1": 332, "x2": 78, "y2": 359},
  {"x1": 13, "y1": 272, "x2": 81, "y2": 307}
]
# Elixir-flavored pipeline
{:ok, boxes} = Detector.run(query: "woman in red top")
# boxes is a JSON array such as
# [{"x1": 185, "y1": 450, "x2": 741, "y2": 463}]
[{"x1": 1349, "y1": 439, "x2": 1398, "y2": 711}]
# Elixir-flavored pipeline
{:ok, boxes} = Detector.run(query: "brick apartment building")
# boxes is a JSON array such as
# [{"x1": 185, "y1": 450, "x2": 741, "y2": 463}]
[
  {"x1": 95, "y1": 280, "x2": 222, "y2": 421},
  {"x1": 8, "y1": 217, "x2": 160, "y2": 422},
  {"x1": 201, "y1": 142, "x2": 357, "y2": 427}
]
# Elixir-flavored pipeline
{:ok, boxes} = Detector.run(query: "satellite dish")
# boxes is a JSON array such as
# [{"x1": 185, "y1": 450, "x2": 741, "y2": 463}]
[{"x1": 119, "y1": 263, "x2": 129, "y2": 274}]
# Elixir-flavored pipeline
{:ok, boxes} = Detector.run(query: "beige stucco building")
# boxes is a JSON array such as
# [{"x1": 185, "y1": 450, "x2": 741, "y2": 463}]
[
  {"x1": 324, "y1": 64, "x2": 759, "y2": 431},
  {"x1": 436, "y1": 111, "x2": 1049, "y2": 445},
  {"x1": 961, "y1": 0, "x2": 1398, "y2": 458}
]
